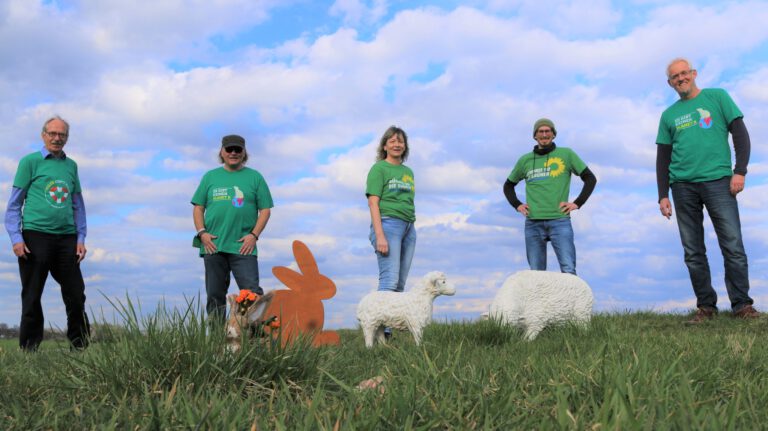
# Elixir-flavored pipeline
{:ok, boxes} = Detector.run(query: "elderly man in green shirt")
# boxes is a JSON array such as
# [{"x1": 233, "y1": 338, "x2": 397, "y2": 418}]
[{"x1": 656, "y1": 58, "x2": 759, "y2": 324}]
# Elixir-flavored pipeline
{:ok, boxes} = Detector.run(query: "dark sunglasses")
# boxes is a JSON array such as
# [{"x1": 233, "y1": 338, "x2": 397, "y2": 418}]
[{"x1": 224, "y1": 146, "x2": 243, "y2": 154}]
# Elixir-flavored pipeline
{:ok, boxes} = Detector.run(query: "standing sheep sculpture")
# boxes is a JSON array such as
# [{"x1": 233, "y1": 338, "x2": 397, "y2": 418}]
[
  {"x1": 490, "y1": 270, "x2": 593, "y2": 340},
  {"x1": 357, "y1": 271, "x2": 455, "y2": 348}
]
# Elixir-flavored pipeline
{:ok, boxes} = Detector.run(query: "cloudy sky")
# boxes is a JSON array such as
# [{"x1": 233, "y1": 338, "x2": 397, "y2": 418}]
[{"x1": 1, "y1": 0, "x2": 767, "y2": 330}]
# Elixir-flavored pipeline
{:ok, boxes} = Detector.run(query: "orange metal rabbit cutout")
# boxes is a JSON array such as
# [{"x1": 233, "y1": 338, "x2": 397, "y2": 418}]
[{"x1": 264, "y1": 240, "x2": 340, "y2": 347}]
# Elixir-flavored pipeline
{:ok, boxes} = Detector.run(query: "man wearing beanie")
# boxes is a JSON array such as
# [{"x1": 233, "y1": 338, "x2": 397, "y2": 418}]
[
  {"x1": 503, "y1": 118, "x2": 596, "y2": 274},
  {"x1": 191, "y1": 134, "x2": 274, "y2": 322}
]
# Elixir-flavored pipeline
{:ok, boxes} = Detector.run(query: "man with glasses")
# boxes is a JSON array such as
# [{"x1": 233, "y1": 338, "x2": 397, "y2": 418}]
[
  {"x1": 192, "y1": 135, "x2": 273, "y2": 321},
  {"x1": 4, "y1": 116, "x2": 90, "y2": 351},
  {"x1": 656, "y1": 58, "x2": 759, "y2": 323},
  {"x1": 504, "y1": 118, "x2": 596, "y2": 275}
]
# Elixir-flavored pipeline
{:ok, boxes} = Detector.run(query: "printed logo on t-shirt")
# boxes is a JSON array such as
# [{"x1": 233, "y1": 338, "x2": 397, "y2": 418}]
[
  {"x1": 232, "y1": 186, "x2": 245, "y2": 208},
  {"x1": 526, "y1": 157, "x2": 566, "y2": 182},
  {"x1": 697, "y1": 108, "x2": 713, "y2": 129},
  {"x1": 212, "y1": 187, "x2": 230, "y2": 202},
  {"x1": 673, "y1": 108, "x2": 713, "y2": 131},
  {"x1": 545, "y1": 157, "x2": 566, "y2": 177},
  {"x1": 45, "y1": 180, "x2": 70, "y2": 208},
  {"x1": 211, "y1": 186, "x2": 246, "y2": 208},
  {"x1": 386, "y1": 175, "x2": 415, "y2": 193}
]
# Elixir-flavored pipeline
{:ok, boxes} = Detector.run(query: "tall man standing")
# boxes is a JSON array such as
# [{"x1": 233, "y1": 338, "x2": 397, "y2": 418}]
[
  {"x1": 192, "y1": 135, "x2": 273, "y2": 322},
  {"x1": 504, "y1": 118, "x2": 596, "y2": 275},
  {"x1": 4, "y1": 116, "x2": 90, "y2": 351},
  {"x1": 656, "y1": 58, "x2": 759, "y2": 323}
]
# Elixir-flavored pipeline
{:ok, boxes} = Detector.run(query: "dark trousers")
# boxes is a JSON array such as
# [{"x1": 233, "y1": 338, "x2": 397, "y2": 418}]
[
  {"x1": 19, "y1": 230, "x2": 90, "y2": 350},
  {"x1": 203, "y1": 252, "x2": 261, "y2": 322},
  {"x1": 671, "y1": 177, "x2": 753, "y2": 312}
]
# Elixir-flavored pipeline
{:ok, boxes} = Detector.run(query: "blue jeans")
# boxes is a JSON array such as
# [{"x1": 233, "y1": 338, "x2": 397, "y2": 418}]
[
  {"x1": 671, "y1": 176, "x2": 753, "y2": 312},
  {"x1": 370, "y1": 217, "x2": 417, "y2": 292},
  {"x1": 525, "y1": 217, "x2": 576, "y2": 275},
  {"x1": 203, "y1": 252, "x2": 262, "y2": 321}
]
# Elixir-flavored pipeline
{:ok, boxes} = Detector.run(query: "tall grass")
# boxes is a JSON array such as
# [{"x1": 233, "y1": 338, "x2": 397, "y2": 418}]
[{"x1": 1, "y1": 303, "x2": 766, "y2": 430}]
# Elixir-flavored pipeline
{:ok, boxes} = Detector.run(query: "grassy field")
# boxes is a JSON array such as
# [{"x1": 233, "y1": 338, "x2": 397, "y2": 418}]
[{"x1": 1, "y1": 301, "x2": 766, "y2": 430}]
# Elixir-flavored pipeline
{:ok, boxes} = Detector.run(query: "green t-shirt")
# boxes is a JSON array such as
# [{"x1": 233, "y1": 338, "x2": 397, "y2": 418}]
[
  {"x1": 365, "y1": 160, "x2": 416, "y2": 222},
  {"x1": 656, "y1": 88, "x2": 743, "y2": 183},
  {"x1": 191, "y1": 167, "x2": 274, "y2": 256},
  {"x1": 508, "y1": 146, "x2": 587, "y2": 220},
  {"x1": 13, "y1": 152, "x2": 81, "y2": 234}
]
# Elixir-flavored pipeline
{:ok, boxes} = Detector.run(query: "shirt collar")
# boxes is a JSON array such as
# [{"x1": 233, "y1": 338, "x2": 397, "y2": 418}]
[{"x1": 40, "y1": 146, "x2": 67, "y2": 160}]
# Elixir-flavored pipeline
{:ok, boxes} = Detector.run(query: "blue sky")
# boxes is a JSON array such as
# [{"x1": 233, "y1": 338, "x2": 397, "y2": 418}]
[{"x1": 1, "y1": 0, "x2": 768, "y2": 330}]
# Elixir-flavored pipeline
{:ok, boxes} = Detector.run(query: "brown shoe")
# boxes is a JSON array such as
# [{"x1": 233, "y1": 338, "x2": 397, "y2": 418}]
[
  {"x1": 685, "y1": 307, "x2": 716, "y2": 325},
  {"x1": 733, "y1": 305, "x2": 760, "y2": 319}
]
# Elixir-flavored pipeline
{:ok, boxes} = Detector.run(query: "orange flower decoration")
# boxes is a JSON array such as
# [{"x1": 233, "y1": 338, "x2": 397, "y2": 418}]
[{"x1": 235, "y1": 289, "x2": 260, "y2": 315}]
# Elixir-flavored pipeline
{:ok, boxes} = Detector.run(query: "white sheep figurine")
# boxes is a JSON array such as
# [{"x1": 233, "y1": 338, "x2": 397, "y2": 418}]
[
  {"x1": 357, "y1": 271, "x2": 456, "y2": 348},
  {"x1": 490, "y1": 270, "x2": 593, "y2": 340}
]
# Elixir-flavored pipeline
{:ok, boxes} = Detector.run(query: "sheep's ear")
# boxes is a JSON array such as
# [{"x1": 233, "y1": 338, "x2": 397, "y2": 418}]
[
  {"x1": 247, "y1": 291, "x2": 275, "y2": 325},
  {"x1": 227, "y1": 294, "x2": 237, "y2": 311}
]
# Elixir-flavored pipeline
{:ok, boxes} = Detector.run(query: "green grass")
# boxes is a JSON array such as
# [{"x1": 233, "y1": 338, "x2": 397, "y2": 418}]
[{"x1": 1, "y1": 303, "x2": 767, "y2": 430}]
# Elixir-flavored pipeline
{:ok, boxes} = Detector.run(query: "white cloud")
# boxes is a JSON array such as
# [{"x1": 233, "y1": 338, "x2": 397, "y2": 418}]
[
  {"x1": 1, "y1": 1, "x2": 767, "y2": 330},
  {"x1": 329, "y1": 0, "x2": 389, "y2": 27}
]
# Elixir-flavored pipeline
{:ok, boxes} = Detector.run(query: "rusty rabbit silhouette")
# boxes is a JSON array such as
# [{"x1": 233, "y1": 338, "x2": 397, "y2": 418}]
[{"x1": 265, "y1": 240, "x2": 340, "y2": 346}]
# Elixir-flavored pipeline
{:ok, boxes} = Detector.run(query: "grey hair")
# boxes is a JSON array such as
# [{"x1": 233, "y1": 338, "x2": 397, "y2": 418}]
[
  {"x1": 42, "y1": 115, "x2": 70, "y2": 133},
  {"x1": 666, "y1": 58, "x2": 694, "y2": 78}
]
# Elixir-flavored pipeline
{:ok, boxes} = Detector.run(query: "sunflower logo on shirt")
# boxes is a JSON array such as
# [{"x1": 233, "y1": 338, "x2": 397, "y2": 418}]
[
  {"x1": 386, "y1": 174, "x2": 415, "y2": 193},
  {"x1": 545, "y1": 157, "x2": 566, "y2": 177}
]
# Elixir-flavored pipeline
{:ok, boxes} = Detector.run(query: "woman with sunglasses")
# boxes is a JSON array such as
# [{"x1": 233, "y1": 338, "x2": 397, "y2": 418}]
[
  {"x1": 191, "y1": 134, "x2": 273, "y2": 322},
  {"x1": 365, "y1": 126, "x2": 416, "y2": 338}
]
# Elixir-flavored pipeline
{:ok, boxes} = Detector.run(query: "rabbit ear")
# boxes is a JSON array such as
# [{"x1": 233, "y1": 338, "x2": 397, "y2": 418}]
[
  {"x1": 246, "y1": 291, "x2": 274, "y2": 325},
  {"x1": 293, "y1": 240, "x2": 320, "y2": 276},
  {"x1": 272, "y1": 266, "x2": 305, "y2": 292},
  {"x1": 227, "y1": 294, "x2": 238, "y2": 311}
]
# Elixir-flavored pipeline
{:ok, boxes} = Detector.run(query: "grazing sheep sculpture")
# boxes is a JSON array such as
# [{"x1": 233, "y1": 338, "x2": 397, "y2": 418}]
[
  {"x1": 356, "y1": 271, "x2": 456, "y2": 348},
  {"x1": 490, "y1": 270, "x2": 593, "y2": 340}
]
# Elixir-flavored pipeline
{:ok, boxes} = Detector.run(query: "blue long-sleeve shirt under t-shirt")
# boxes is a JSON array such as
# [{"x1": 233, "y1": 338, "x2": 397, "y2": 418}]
[{"x1": 4, "y1": 148, "x2": 87, "y2": 245}]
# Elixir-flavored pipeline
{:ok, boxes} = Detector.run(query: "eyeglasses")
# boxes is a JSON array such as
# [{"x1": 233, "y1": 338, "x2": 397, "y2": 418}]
[
  {"x1": 44, "y1": 131, "x2": 69, "y2": 139},
  {"x1": 224, "y1": 146, "x2": 243, "y2": 154},
  {"x1": 668, "y1": 69, "x2": 694, "y2": 81}
]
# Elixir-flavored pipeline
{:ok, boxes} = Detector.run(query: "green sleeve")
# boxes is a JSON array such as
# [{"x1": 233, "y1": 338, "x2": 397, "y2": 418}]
[
  {"x1": 507, "y1": 157, "x2": 526, "y2": 182},
  {"x1": 365, "y1": 164, "x2": 384, "y2": 197},
  {"x1": 191, "y1": 172, "x2": 209, "y2": 206},
  {"x1": 656, "y1": 112, "x2": 673, "y2": 145},
  {"x1": 72, "y1": 161, "x2": 82, "y2": 194},
  {"x1": 568, "y1": 149, "x2": 588, "y2": 175},
  {"x1": 715, "y1": 88, "x2": 743, "y2": 124},
  {"x1": 12, "y1": 155, "x2": 34, "y2": 190},
  {"x1": 255, "y1": 174, "x2": 274, "y2": 210}
]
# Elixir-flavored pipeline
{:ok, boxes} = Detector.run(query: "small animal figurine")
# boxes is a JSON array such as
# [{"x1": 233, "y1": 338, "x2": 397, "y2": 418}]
[
  {"x1": 225, "y1": 290, "x2": 275, "y2": 352},
  {"x1": 264, "y1": 240, "x2": 340, "y2": 347},
  {"x1": 356, "y1": 271, "x2": 456, "y2": 347}
]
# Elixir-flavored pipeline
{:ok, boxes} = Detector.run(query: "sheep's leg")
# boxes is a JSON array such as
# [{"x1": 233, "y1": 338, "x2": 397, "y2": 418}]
[
  {"x1": 407, "y1": 319, "x2": 422, "y2": 346},
  {"x1": 375, "y1": 326, "x2": 387, "y2": 345},
  {"x1": 362, "y1": 324, "x2": 375, "y2": 348},
  {"x1": 524, "y1": 323, "x2": 543, "y2": 341}
]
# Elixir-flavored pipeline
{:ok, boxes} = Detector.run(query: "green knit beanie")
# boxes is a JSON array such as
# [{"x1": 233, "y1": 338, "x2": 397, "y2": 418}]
[{"x1": 532, "y1": 118, "x2": 556, "y2": 137}]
